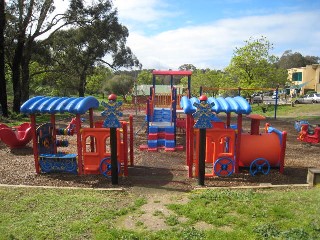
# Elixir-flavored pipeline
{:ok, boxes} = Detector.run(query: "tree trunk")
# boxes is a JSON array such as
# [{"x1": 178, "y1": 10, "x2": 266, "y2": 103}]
[
  {"x1": 0, "y1": 0, "x2": 8, "y2": 117},
  {"x1": 12, "y1": 40, "x2": 24, "y2": 113},
  {"x1": 21, "y1": 43, "x2": 32, "y2": 103},
  {"x1": 78, "y1": 71, "x2": 86, "y2": 97}
]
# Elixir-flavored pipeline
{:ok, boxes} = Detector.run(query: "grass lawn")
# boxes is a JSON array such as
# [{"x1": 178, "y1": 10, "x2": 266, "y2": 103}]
[{"x1": 1, "y1": 187, "x2": 320, "y2": 239}]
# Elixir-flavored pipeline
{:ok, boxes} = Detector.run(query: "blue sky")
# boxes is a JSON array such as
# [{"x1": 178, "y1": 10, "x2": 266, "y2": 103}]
[
  {"x1": 54, "y1": 0, "x2": 320, "y2": 70},
  {"x1": 112, "y1": 0, "x2": 320, "y2": 70}
]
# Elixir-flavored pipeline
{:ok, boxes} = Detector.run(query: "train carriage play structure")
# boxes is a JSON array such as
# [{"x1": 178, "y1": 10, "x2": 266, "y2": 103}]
[
  {"x1": 12, "y1": 69, "x2": 288, "y2": 185},
  {"x1": 19, "y1": 96, "x2": 133, "y2": 178}
]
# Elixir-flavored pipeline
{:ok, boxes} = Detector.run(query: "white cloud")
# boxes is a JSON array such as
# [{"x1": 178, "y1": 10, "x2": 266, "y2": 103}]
[
  {"x1": 125, "y1": 10, "x2": 320, "y2": 70},
  {"x1": 113, "y1": 0, "x2": 172, "y2": 25}
]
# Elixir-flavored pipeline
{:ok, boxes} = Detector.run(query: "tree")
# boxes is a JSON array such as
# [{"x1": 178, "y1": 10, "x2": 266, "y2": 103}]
[
  {"x1": 106, "y1": 74, "x2": 134, "y2": 102},
  {"x1": 180, "y1": 69, "x2": 225, "y2": 96},
  {"x1": 277, "y1": 50, "x2": 320, "y2": 69},
  {"x1": 86, "y1": 66, "x2": 113, "y2": 96},
  {"x1": 136, "y1": 70, "x2": 153, "y2": 85},
  {"x1": 226, "y1": 36, "x2": 287, "y2": 90},
  {"x1": 0, "y1": 0, "x2": 8, "y2": 117},
  {"x1": 47, "y1": 1, "x2": 139, "y2": 97},
  {"x1": 5, "y1": 0, "x2": 72, "y2": 112},
  {"x1": 179, "y1": 64, "x2": 197, "y2": 71}
]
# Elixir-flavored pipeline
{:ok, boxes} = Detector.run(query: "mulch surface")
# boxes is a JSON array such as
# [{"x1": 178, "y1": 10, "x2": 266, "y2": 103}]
[{"x1": 1, "y1": 111, "x2": 319, "y2": 192}]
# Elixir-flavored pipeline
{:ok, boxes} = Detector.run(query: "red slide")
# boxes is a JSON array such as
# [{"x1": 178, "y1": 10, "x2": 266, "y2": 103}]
[{"x1": 0, "y1": 122, "x2": 32, "y2": 149}]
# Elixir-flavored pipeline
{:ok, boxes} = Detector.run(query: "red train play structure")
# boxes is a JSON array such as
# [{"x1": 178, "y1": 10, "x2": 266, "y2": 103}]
[
  {"x1": 19, "y1": 96, "x2": 133, "y2": 177},
  {"x1": 180, "y1": 96, "x2": 287, "y2": 177},
  {"x1": 139, "y1": 70, "x2": 287, "y2": 178}
]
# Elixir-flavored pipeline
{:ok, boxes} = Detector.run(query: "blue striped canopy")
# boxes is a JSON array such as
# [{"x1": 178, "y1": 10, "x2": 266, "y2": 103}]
[
  {"x1": 20, "y1": 96, "x2": 99, "y2": 115},
  {"x1": 180, "y1": 96, "x2": 251, "y2": 115}
]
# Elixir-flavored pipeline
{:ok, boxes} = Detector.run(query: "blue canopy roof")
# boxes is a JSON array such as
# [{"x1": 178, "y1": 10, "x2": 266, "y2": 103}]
[
  {"x1": 20, "y1": 96, "x2": 100, "y2": 115},
  {"x1": 180, "y1": 96, "x2": 251, "y2": 114}
]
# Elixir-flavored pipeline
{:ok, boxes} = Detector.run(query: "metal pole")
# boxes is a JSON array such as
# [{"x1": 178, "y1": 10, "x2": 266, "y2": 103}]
[
  {"x1": 198, "y1": 128, "x2": 206, "y2": 186},
  {"x1": 110, "y1": 128, "x2": 118, "y2": 184}
]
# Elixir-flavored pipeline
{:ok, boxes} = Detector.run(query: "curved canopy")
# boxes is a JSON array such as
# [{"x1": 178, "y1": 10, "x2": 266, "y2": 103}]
[
  {"x1": 20, "y1": 96, "x2": 100, "y2": 115},
  {"x1": 180, "y1": 96, "x2": 251, "y2": 115}
]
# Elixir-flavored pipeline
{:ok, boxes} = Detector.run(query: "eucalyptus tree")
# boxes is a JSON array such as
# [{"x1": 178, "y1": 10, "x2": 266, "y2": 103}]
[
  {"x1": 5, "y1": 0, "x2": 73, "y2": 112},
  {"x1": 277, "y1": 50, "x2": 320, "y2": 69},
  {"x1": 47, "y1": 1, "x2": 139, "y2": 97},
  {"x1": 106, "y1": 74, "x2": 134, "y2": 102}
]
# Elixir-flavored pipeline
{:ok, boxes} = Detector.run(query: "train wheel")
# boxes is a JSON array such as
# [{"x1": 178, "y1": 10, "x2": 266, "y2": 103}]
[
  {"x1": 99, "y1": 157, "x2": 120, "y2": 178},
  {"x1": 250, "y1": 158, "x2": 270, "y2": 176},
  {"x1": 214, "y1": 157, "x2": 234, "y2": 176}
]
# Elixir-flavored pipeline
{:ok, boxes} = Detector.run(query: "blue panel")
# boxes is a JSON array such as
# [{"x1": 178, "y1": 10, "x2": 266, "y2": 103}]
[
  {"x1": 234, "y1": 96, "x2": 252, "y2": 114},
  {"x1": 65, "y1": 98, "x2": 84, "y2": 112},
  {"x1": 165, "y1": 126, "x2": 174, "y2": 133},
  {"x1": 149, "y1": 126, "x2": 158, "y2": 133},
  {"x1": 157, "y1": 139, "x2": 165, "y2": 146},
  {"x1": 38, "y1": 97, "x2": 60, "y2": 113},
  {"x1": 20, "y1": 96, "x2": 100, "y2": 115},
  {"x1": 147, "y1": 140, "x2": 158, "y2": 148},
  {"x1": 57, "y1": 97, "x2": 77, "y2": 113},
  {"x1": 225, "y1": 97, "x2": 240, "y2": 113},
  {"x1": 208, "y1": 97, "x2": 221, "y2": 113},
  {"x1": 39, "y1": 153, "x2": 77, "y2": 174},
  {"x1": 46, "y1": 97, "x2": 69, "y2": 113},
  {"x1": 165, "y1": 140, "x2": 175, "y2": 148},
  {"x1": 29, "y1": 97, "x2": 51, "y2": 113},
  {"x1": 216, "y1": 97, "x2": 231, "y2": 113}
]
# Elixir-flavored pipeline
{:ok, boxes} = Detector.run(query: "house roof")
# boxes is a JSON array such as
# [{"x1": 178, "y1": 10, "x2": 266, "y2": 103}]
[{"x1": 20, "y1": 96, "x2": 99, "y2": 115}]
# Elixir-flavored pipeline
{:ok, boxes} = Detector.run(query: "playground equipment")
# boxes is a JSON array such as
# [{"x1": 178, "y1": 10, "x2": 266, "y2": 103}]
[
  {"x1": 180, "y1": 95, "x2": 287, "y2": 178},
  {"x1": 140, "y1": 70, "x2": 192, "y2": 151},
  {"x1": 295, "y1": 120, "x2": 320, "y2": 144},
  {"x1": 0, "y1": 122, "x2": 32, "y2": 148},
  {"x1": 20, "y1": 96, "x2": 133, "y2": 179}
]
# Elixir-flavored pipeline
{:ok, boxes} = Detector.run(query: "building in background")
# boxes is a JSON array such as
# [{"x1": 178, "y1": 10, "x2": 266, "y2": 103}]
[{"x1": 288, "y1": 64, "x2": 320, "y2": 95}]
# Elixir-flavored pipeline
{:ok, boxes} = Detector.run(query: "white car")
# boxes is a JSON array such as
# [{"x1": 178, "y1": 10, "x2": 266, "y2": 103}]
[{"x1": 294, "y1": 93, "x2": 320, "y2": 104}]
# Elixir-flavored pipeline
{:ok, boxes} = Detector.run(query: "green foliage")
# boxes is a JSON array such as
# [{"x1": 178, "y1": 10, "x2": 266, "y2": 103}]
[
  {"x1": 179, "y1": 64, "x2": 197, "y2": 71},
  {"x1": 136, "y1": 70, "x2": 153, "y2": 85},
  {"x1": 226, "y1": 36, "x2": 288, "y2": 90},
  {"x1": 86, "y1": 66, "x2": 113, "y2": 95},
  {"x1": 181, "y1": 69, "x2": 226, "y2": 96},
  {"x1": 106, "y1": 74, "x2": 134, "y2": 102},
  {"x1": 277, "y1": 50, "x2": 320, "y2": 69}
]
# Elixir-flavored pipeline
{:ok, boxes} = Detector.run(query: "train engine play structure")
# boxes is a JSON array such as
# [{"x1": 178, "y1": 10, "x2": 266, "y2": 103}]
[
  {"x1": 136, "y1": 70, "x2": 288, "y2": 183},
  {"x1": 180, "y1": 95, "x2": 287, "y2": 178},
  {"x1": 138, "y1": 70, "x2": 287, "y2": 181},
  {"x1": 20, "y1": 96, "x2": 133, "y2": 179}
]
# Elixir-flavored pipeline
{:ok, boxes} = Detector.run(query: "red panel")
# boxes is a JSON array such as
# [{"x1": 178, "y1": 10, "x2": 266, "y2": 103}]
[
  {"x1": 152, "y1": 70, "x2": 192, "y2": 76},
  {"x1": 165, "y1": 133, "x2": 175, "y2": 140}
]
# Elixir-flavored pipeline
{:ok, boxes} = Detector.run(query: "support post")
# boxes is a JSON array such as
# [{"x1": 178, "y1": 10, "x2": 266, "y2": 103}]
[
  {"x1": 198, "y1": 128, "x2": 206, "y2": 186},
  {"x1": 110, "y1": 127, "x2": 118, "y2": 184}
]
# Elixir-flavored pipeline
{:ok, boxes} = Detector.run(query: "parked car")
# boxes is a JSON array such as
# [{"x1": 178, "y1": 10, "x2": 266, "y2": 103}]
[
  {"x1": 294, "y1": 93, "x2": 320, "y2": 104},
  {"x1": 252, "y1": 95, "x2": 263, "y2": 103},
  {"x1": 250, "y1": 93, "x2": 263, "y2": 103}
]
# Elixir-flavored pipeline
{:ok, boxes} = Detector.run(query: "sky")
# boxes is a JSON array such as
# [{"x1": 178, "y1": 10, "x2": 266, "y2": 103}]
[{"x1": 56, "y1": 0, "x2": 320, "y2": 70}]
